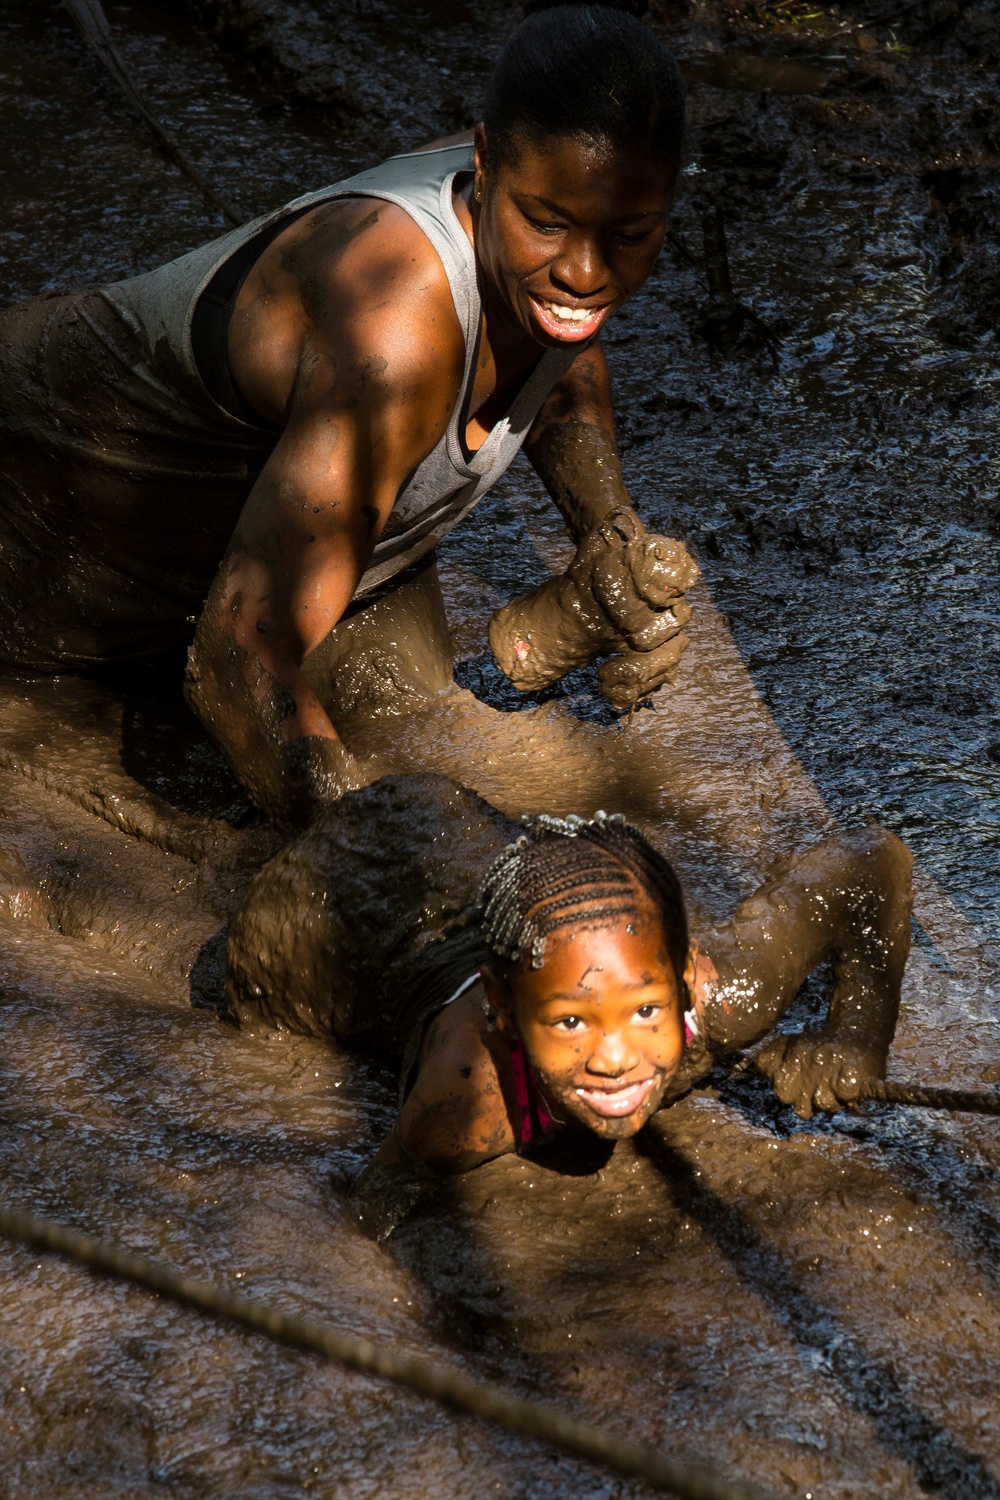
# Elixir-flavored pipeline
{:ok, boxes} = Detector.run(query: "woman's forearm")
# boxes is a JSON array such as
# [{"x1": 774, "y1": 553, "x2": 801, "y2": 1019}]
[
  {"x1": 185, "y1": 569, "x2": 364, "y2": 828},
  {"x1": 524, "y1": 341, "x2": 634, "y2": 540},
  {"x1": 525, "y1": 418, "x2": 633, "y2": 541}
]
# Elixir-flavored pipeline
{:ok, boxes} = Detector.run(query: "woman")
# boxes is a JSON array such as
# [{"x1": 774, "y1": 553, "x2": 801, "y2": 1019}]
[
  {"x1": 0, "y1": 3, "x2": 696, "y2": 827},
  {"x1": 225, "y1": 773, "x2": 913, "y2": 1181}
]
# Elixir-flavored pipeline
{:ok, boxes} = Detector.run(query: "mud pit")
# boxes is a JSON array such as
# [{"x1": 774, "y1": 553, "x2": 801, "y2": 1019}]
[{"x1": 2, "y1": 1, "x2": 1000, "y2": 1496}]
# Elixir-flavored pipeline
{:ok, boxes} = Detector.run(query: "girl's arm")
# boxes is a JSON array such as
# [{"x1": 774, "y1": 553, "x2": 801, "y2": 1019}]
[
  {"x1": 696, "y1": 825, "x2": 913, "y2": 1118},
  {"x1": 373, "y1": 994, "x2": 517, "y2": 1175},
  {"x1": 350, "y1": 997, "x2": 515, "y2": 1238}
]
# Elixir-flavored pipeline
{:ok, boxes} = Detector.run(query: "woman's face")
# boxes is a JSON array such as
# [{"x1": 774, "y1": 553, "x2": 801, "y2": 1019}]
[
  {"x1": 473, "y1": 127, "x2": 677, "y2": 349},
  {"x1": 502, "y1": 920, "x2": 686, "y2": 1140}
]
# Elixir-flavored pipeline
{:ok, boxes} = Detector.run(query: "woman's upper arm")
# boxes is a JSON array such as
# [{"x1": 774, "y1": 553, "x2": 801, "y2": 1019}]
[{"x1": 214, "y1": 215, "x2": 465, "y2": 665}]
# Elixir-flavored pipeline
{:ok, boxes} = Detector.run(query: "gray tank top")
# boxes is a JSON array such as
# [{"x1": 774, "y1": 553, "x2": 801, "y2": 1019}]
[{"x1": 107, "y1": 145, "x2": 579, "y2": 598}]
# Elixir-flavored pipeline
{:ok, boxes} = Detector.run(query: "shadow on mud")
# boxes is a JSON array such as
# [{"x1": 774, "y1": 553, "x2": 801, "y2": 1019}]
[
  {"x1": 636, "y1": 1122, "x2": 1000, "y2": 1500},
  {"x1": 109, "y1": 651, "x2": 259, "y2": 826}
]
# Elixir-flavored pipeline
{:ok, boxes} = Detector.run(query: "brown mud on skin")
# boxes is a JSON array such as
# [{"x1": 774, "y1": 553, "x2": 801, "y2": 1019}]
[
  {"x1": 487, "y1": 504, "x2": 697, "y2": 711},
  {"x1": 3, "y1": 0, "x2": 1000, "y2": 1497},
  {"x1": 224, "y1": 775, "x2": 513, "y2": 1038}
]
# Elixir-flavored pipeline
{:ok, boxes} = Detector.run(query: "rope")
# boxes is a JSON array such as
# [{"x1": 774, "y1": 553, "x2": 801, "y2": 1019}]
[
  {"x1": 0, "y1": 1204, "x2": 777, "y2": 1500},
  {"x1": 728, "y1": 1049, "x2": 1000, "y2": 1117},
  {"x1": 61, "y1": 0, "x2": 244, "y2": 226},
  {"x1": 858, "y1": 1078, "x2": 1000, "y2": 1115}
]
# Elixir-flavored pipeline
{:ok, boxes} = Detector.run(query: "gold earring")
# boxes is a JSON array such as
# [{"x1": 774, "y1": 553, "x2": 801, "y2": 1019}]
[{"x1": 474, "y1": 180, "x2": 483, "y2": 203}]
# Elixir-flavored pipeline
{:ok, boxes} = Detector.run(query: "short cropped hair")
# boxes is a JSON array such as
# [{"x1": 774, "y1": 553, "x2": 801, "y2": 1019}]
[{"x1": 484, "y1": 3, "x2": 686, "y2": 169}]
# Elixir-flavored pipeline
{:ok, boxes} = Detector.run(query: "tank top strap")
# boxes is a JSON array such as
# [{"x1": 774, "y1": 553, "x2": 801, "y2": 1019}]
[
  {"x1": 507, "y1": 1034, "x2": 553, "y2": 1150},
  {"x1": 105, "y1": 143, "x2": 479, "y2": 415}
]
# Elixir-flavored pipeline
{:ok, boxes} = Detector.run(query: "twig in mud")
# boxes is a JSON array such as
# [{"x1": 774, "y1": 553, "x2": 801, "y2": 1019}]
[
  {"x1": 671, "y1": 217, "x2": 781, "y2": 366},
  {"x1": 697, "y1": 208, "x2": 782, "y2": 367},
  {"x1": 667, "y1": 228, "x2": 701, "y2": 268},
  {"x1": 702, "y1": 207, "x2": 738, "y2": 303},
  {"x1": 60, "y1": 0, "x2": 243, "y2": 226}
]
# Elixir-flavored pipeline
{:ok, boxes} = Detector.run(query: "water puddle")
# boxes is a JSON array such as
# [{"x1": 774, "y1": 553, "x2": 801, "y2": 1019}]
[{"x1": 683, "y1": 48, "x2": 831, "y2": 94}]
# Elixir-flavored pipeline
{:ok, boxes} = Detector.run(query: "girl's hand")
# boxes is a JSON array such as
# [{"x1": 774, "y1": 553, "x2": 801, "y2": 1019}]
[
  {"x1": 754, "y1": 1032, "x2": 886, "y2": 1120},
  {"x1": 350, "y1": 1157, "x2": 429, "y2": 1243}
]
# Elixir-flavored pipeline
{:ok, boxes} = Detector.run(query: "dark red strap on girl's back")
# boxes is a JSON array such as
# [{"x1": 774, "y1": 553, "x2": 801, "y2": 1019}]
[{"x1": 507, "y1": 1035, "x2": 552, "y2": 1149}]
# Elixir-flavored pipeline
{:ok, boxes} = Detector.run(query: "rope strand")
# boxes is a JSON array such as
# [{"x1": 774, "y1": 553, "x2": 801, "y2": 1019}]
[
  {"x1": 858, "y1": 1079, "x2": 1000, "y2": 1115},
  {"x1": 0, "y1": 1203, "x2": 776, "y2": 1500}
]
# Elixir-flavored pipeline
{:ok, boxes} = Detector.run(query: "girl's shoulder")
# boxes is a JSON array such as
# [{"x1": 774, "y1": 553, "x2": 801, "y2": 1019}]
[{"x1": 398, "y1": 987, "x2": 518, "y2": 1172}]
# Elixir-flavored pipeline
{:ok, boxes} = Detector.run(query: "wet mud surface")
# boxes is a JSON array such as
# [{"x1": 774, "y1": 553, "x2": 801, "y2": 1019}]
[{"x1": 2, "y1": 0, "x2": 1000, "y2": 1496}]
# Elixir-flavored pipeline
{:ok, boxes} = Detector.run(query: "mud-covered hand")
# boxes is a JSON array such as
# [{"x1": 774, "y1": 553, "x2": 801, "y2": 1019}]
[
  {"x1": 280, "y1": 734, "x2": 373, "y2": 831},
  {"x1": 489, "y1": 508, "x2": 699, "y2": 710},
  {"x1": 349, "y1": 1158, "x2": 430, "y2": 1243},
  {"x1": 581, "y1": 508, "x2": 699, "y2": 648},
  {"x1": 755, "y1": 1032, "x2": 887, "y2": 1120}
]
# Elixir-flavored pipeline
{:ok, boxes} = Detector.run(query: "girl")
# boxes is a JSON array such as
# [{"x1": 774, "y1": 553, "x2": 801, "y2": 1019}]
[{"x1": 225, "y1": 774, "x2": 913, "y2": 1176}]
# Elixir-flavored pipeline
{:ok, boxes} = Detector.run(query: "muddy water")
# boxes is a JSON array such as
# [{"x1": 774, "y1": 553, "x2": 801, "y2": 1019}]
[{"x1": 2, "y1": 1, "x2": 1000, "y2": 1496}]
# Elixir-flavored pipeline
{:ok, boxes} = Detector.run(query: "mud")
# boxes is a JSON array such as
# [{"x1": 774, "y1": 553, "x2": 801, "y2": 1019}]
[{"x1": 2, "y1": 0, "x2": 1000, "y2": 1497}]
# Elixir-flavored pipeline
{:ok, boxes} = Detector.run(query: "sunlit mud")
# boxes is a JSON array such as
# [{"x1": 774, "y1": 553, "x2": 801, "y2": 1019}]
[{"x1": 1, "y1": 1, "x2": 1000, "y2": 1497}]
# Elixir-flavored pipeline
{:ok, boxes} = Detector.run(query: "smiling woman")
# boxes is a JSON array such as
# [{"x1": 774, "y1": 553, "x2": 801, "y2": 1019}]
[
  {"x1": 0, "y1": 2, "x2": 693, "y2": 829},
  {"x1": 475, "y1": 0, "x2": 685, "y2": 346}
]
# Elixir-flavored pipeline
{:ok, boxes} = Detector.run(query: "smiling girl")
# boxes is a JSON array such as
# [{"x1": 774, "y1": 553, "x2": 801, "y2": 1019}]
[{"x1": 226, "y1": 774, "x2": 913, "y2": 1176}]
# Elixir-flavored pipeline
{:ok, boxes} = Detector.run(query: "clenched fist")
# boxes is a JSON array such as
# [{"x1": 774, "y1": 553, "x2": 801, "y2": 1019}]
[{"x1": 489, "y1": 507, "x2": 700, "y2": 710}]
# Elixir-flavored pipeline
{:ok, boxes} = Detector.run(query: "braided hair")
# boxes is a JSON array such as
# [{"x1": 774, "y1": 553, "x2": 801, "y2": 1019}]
[{"x1": 478, "y1": 810, "x2": 689, "y2": 1002}]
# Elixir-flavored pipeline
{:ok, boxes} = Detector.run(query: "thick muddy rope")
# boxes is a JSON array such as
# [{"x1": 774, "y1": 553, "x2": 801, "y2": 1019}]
[
  {"x1": 61, "y1": 0, "x2": 243, "y2": 225},
  {"x1": 0, "y1": 1204, "x2": 776, "y2": 1500},
  {"x1": 858, "y1": 1078, "x2": 1000, "y2": 1115},
  {"x1": 730, "y1": 1050, "x2": 1000, "y2": 1117}
]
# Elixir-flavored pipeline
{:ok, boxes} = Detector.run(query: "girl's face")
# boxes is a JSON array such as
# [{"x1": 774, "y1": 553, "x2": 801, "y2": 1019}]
[
  {"x1": 498, "y1": 920, "x2": 687, "y2": 1140},
  {"x1": 473, "y1": 126, "x2": 676, "y2": 350}
]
